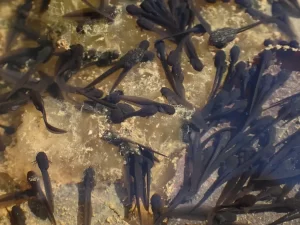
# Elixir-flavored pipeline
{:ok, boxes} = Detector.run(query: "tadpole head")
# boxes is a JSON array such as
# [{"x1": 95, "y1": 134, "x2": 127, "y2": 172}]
[
  {"x1": 278, "y1": 40, "x2": 289, "y2": 46},
  {"x1": 85, "y1": 87, "x2": 104, "y2": 99},
  {"x1": 214, "y1": 50, "x2": 226, "y2": 68},
  {"x1": 137, "y1": 17, "x2": 155, "y2": 30},
  {"x1": 37, "y1": 46, "x2": 54, "y2": 63},
  {"x1": 109, "y1": 51, "x2": 120, "y2": 60},
  {"x1": 36, "y1": 152, "x2": 49, "y2": 170},
  {"x1": 11, "y1": 205, "x2": 26, "y2": 221},
  {"x1": 264, "y1": 39, "x2": 274, "y2": 47},
  {"x1": 194, "y1": 24, "x2": 206, "y2": 34},
  {"x1": 142, "y1": 51, "x2": 155, "y2": 62},
  {"x1": 139, "y1": 40, "x2": 150, "y2": 50},
  {"x1": 160, "y1": 87, "x2": 172, "y2": 96},
  {"x1": 126, "y1": 4, "x2": 143, "y2": 16},
  {"x1": 139, "y1": 105, "x2": 158, "y2": 117},
  {"x1": 209, "y1": 28, "x2": 237, "y2": 49},
  {"x1": 235, "y1": 61, "x2": 247, "y2": 74},
  {"x1": 151, "y1": 193, "x2": 164, "y2": 211},
  {"x1": 109, "y1": 107, "x2": 126, "y2": 124},
  {"x1": 27, "y1": 171, "x2": 39, "y2": 186},
  {"x1": 158, "y1": 104, "x2": 175, "y2": 115},
  {"x1": 230, "y1": 45, "x2": 240, "y2": 63},
  {"x1": 154, "y1": 40, "x2": 165, "y2": 50},
  {"x1": 107, "y1": 91, "x2": 122, "y2": 104},
  {"x1": 190, "y1": 58, "x2": 204, "y2": 71}
]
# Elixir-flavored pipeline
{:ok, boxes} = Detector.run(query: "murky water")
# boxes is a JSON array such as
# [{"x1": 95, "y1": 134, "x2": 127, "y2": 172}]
[{"x1": 0, "y1": 0, "x2": 295, "y2": 224}]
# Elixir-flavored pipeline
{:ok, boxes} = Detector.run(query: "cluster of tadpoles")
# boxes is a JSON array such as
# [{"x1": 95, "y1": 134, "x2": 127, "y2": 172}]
[
  {"x1": 0, "y1": 152, "x2": 55, "y2": 224},
  {"x1": 0, "y1": 0, "x2": 300, "y2": 225},
  {"x1": 154, "y1": 46, "x2": 300, "y2": 225},
  {"x1": 0, "y1": 152, "x2": 99, "y2": 225}
]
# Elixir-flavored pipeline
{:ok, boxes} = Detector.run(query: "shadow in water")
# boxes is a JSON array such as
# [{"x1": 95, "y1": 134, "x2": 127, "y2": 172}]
[{"x1": 76, "y1": 182, "x2": 85, "y2": 225}]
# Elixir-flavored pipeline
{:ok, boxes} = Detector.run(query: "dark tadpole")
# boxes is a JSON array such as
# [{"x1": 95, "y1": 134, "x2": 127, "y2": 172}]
[
  {"x1": 209, "y1": 20, "x2": 272, "y2": 49},
  {"x1": 7, "y1": 205, "x2": 26, "y2": 225},
  {"x1": 35, "y1": 152, "x2": 54, "y2": 213},
  {"x1": 155, "y1": 40, "x2": 180, "y2": 97},
  {"x1": 85, "y1": 40, "x2": 153, "y2": 93},
  {"x1": 158, "y1": 24, "x2": 206, "y2": 41},
  {"x1": 0, "y1": 189, "x2": 36, "y2": 208},
  {"x1": 117, "y1": 94, "x2": 175, "y2": 115},
  {"x1": 109, "y1": 103, "x2": 135, "y2": 124},
  {"x1": 209, "y1": 50, "x2": 227, "y2": 99},
  {"x1": 160, "y1": 87, "x2": 193, "y2": 108},
  {"x1": 151, "y1": 193, "x2": 164, "y2": 223},
  {"x1": 6, "y1": 45, "x2": 54, "y2": 100},
  {"x1": 223, "y1": 45, "x2": 241, "y2": 91},
  {"x1": 29, "y1": 90, "x2": 67, "y2": 134}
]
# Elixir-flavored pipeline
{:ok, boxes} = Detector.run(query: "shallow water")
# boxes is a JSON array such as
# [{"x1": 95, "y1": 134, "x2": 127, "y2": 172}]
[{"x1": 0, "y1": 0, "x2": 297, "y2": 224}]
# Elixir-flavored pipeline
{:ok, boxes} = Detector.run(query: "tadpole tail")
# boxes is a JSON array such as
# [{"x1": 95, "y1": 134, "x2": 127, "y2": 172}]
[
  {"x1": 155, "y1": 41, "x2": 178, "y2": 96},
  {"x1": 6, "y1": 65, "x2": 37, "y2": 100},
  {"x1": 215, "y1": 176, "x2": 239, "y2": 206},
  {"x1": 184, "y1": 37, "x2": 204, "y2": 71},
  {"x1": 145, "y1": 168, "x2": 151, "y2": 211},
  {"x1": 41, "y1": 169, "x2": 54, "y2": 213},
  {"x1": 99, "y1": 0, "x2": 109, "y2": 10},
  {"x1": 109, "y1": 67, "x2": 130, "y2": 93},
  {"x1": 236, "y1": 20, "x2": 264, "y2": 34},
  {"x1": 268, "y1": 210, "x2": 300, "y2": 225},
  {"x1": 188, "y1": 0, "x2": 211, "y2": 33},
  {"x1": 42, "y1": 110, "x2": 67, "y2": 134},
  {"x1": 208, "y1": 68, "x2": 222, "y2": 100},
  {"x1": 276, "y1": 183, "x2": 296, "y2": 202},
  {"x1": 85, "y1": 64, "x2": 121, "y2": 89},
  {"x1": 76, "y1": 89, "x2": 116, "y2": 109},
  {"x1": 223, "y1": 170, "x2": 252, "y2": 205}
]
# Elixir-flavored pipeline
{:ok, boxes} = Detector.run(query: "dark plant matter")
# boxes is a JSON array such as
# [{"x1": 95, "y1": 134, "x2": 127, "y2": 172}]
[{"x1": 0, "y1": 0, "x2": 300, "y2": 224}]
